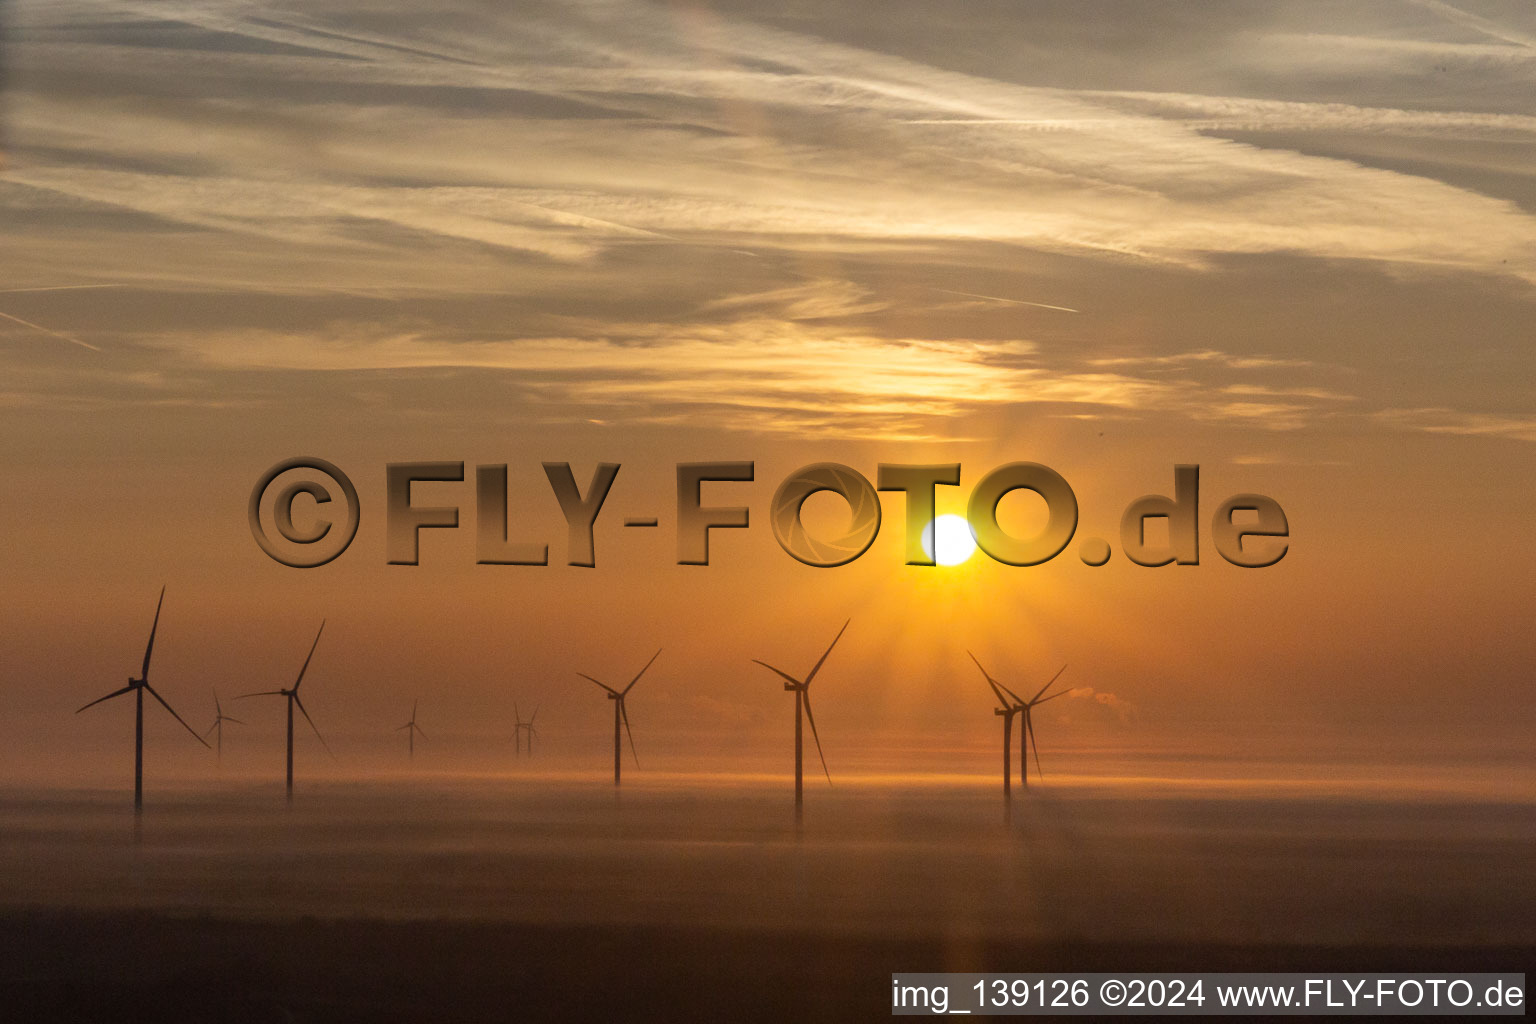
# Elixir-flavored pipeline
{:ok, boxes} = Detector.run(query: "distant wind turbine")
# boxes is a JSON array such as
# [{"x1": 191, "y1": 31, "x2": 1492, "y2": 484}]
[
  {"x1": 968, "y1": 652, "x2": 1022, "y2": 802},
  {"x1": 396, "y1": 699, "x2": 426, "y2": 758},
  {"x1": 513, "y1": 702, "x2": 539, "y2": 757},
  {"x1": 203, "y1": 688, "x2": 244, "y2": 763},
  {"x1": 237, "y1": 622, "x2": 332, "y2": 802},
  {"x1": 578, "y1": 650, "x2": 660, "y2": 786},
  {"x1": 1017, "y1": 665, "x2": 1070, "y2": 788},
  {"x1": 76, "y1": 587, "x2": 210, "y2": 809},
  {"x1": 752, "y1": 619, "x2": 846, "y2": 818}
]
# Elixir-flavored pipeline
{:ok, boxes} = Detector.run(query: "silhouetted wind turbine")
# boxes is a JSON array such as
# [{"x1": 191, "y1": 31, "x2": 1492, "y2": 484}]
[
  {"x1": 396, "y1": 699, "x2": 426, "y2": 758},
  {"x1": 753, "y1": 619, "x2": 846, "y2": 818},
  {"x1": 237, "y1": 622, "x2": 332, "y2": 802},
  {"x1": 76, "y1": 587, "x2": 210, "y2": 810},
  {"x1": 968, "y1": 652, "x2": 1022, "y2": 802},
  {"x1": 578, "y1": 650, "x2": 659, "y2": 786},
  {"x1": 1018, "y1": 665, "x2": 1069, "y2": 788},
  {"x1": 203, "y1": 689, "x2": 244, "y2": 764},
  {"x1": 513, "y1": 702, "x2": 539, "y2": 757}
]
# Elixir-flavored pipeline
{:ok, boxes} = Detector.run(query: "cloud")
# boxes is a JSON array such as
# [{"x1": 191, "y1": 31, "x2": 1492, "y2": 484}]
[
  {"x1": 139, "y1": 313, "x2": 1161, "y2": 440},
  {"x1": 5, "y1": 0, "x2": 1535, "y2": 292},
  {"x1": 1221, "y1": 385, "x2": 1355, "y2": 401},
  {"x1": 1372, "y1": 406, "x2": 1536, "y2": 442},
  {"x1": 1088, "y1": 350, "x2": 1316, "y2": 371},
  {"x1": 1085, "y1": 90, "x2": 1536, "y2": 141},
  {"x1": 1049, "y1": 686, "x2": 1138, "y2": 725},
  {"x1": 1229, "y1": 454, "x2": 1349, "y2": 466},
  {"x1": 2, "y1": 1, "x2": 1531, "y2": 447},
  {"x1": 695, "y1": 279, "x2": 887, "y2": 320},
  {"x1": 1407, "y1": 0, "x2": 1536, "y2": 50}
]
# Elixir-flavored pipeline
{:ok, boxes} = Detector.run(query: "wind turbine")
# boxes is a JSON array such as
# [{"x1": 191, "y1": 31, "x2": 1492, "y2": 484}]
[
  {"x1": 968, "y1": 652, "x2": 1022, "y2": 801},
  {"x1": 1018, "y1": 665, "x2": 1069, "y2": 788},
  {"x1": 203, "y1": 688, "x2": 244, "y2": 763},
  {"x1": 396, "y1": 699, "x2": 426, "y2": 758},
  {"x1": 237, "y1": 621, "x2": 332, "y2": 802},
  {"x1": 513, "y1": 702, "x2": 539, "y2": 757},
  {"x1": 578, "y1": 650, "x2": 659, "y2": 786},
  {"x1": 76, "y1": 587, "x2": 210, "y2": 810},
  {"x1": 752, "y1": 619, "x2": 846, "y2": 818}
]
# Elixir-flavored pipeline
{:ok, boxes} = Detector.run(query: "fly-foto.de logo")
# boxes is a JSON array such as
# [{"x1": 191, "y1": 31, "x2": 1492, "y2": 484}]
[{"x1": 248, "y1": 459, "x2": 1288, "y2": 571}]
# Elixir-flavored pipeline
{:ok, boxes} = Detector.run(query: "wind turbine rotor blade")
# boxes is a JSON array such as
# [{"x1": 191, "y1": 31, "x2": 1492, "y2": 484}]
[
  {"x1": 1027, "y1": 714, "x2": 1043, "y2": 778},
  {"x1": 414, "y1": 725, "x2": 426, "y2": 740},
  {"x1": 530, "y1": 705, "x2": 539, "y2": 724},
  {"x1": 619, "y1": 700, "x2": 638, "y2": 767},
  {"x1": 968, "y1": 652, "x2": 1012, "y2": 708},
  {"x1": 395, "y1": 723, "x2": 411, "y2": 731},
  {"x1": 801, "y1": 693, "x2": 832, "y2": 784},
  {"x1": 966, "y1": 651, "x2": 999, "y2": 687},
  {"x1": 514, "y1": 701, "x2": 520, "y2": 723},
  {"x1": 76, "y1": 685, "x2": 135, "y2": 714},
  {"x1": 577, "y1": 673, "x2": 620, "y2": 696},
  {"x1": 623, "y1": 648, "x2": 662, "y2": 695},
  {"x1": 751, "y1": 660, "x2": 803, "y2": 688},
  {"x1": 223, "y1": 716, "x2": 245, "y2": 726},
  {"x1": 1032, "y1": 688, "x2": 1070, "y2": 707},
  {"x1": 995, "y1": 679, "x2": 1027, "y2": 706},
  {"x1": 1030, "y1": 664, "x2": 1068, "y2": 704},
  {"x1": 145, "y1": 684, "x2": 212, "y2": 748},
  {"x1": 235, "y1": 691, "x2": 286, "y2": 700},
  {"x1": 802, "y1": 619, "x2": 849, "y2": 688},
  {"x1": 203, "y1": 720, "x2": 218, "y2": 739},
  {"x1": 141, "y1": 586, "x2": 166, "y2": 678},
  {"x1": 213, "y1": 689, "x2": 222, "y2": 715},
  {"x1": 292, "y1": 621, "x2": 326, "y2": 690},
  {"x1": 293, "y1": 694, "x2": 334, "y2": 758},
  {"x1": 980, "y1": 675, "x2": 1010, "y2": 709}
]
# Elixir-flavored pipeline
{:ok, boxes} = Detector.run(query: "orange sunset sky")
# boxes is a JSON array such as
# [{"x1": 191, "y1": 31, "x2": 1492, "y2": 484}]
[{"x1": 0, "y1": 0, "x2": 1532, "y2": 787}]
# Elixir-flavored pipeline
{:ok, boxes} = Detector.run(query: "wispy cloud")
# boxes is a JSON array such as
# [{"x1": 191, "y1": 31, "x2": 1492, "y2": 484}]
[
  {"x1": 1230, "y1": 454, "x2": 1350, "y2": 466},
  {"x1": 1088, "y1": 350, "x2": 1316, "y2": 371},
  {"x1": 1077, "y1": 90, "x2": 1536, "y2": 140},
  {"x1": 1408, "y1": 0, "x2": 1536, "y2": 50},
  {"x1": 1049, "y1": 687, "x2": 1138, "y2": 725},
  {"x1": 1373, "y1": 406, "x2": 1536, "y2": 442},
  {"x1": 2, "y1": 0, "x2": 1531, "y2": 445},
  {"x1": 695, "y1": 279, "x2": 886, "y2": 320},
  {"x1": 6, "y1": 0, "x2": 1535, "y2": 288},
  {"x1": 112, "y1": 285, "x2": 1374, "y2": 439},
  {"x1": 144, "y1": 316, "x2": 1151, "y2": 440}
]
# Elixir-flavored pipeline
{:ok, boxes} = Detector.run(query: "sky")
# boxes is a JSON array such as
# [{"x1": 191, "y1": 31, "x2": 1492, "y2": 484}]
[{"x1": 0, "y1": 0, "x2": 1532, "y2": 787}]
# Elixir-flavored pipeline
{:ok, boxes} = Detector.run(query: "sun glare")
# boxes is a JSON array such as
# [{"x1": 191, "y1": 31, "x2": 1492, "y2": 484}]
[{"x1": 922, "y1": 514, "x2": 977, "y2": 567}]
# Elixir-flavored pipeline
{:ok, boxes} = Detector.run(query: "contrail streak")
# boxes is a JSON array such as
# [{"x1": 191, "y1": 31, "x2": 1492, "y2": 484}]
[
  {"x1": 929, "y1": 288, "x2": 1080, "y2": 313},
  {"x1": 0, "y1": 284, "x2": 125, "y2": 293},
  {"x1": 0, "y1": 310, "x2": 101, "y2": 351},
  {"x1": 1409, "y1": 0, "x2": 1536, "y2": 50}
]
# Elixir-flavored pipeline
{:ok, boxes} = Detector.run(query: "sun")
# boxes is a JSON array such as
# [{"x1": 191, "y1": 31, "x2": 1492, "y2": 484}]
[{"x1": 921, "y1": 514, "x2": 978, "y2": 566}]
